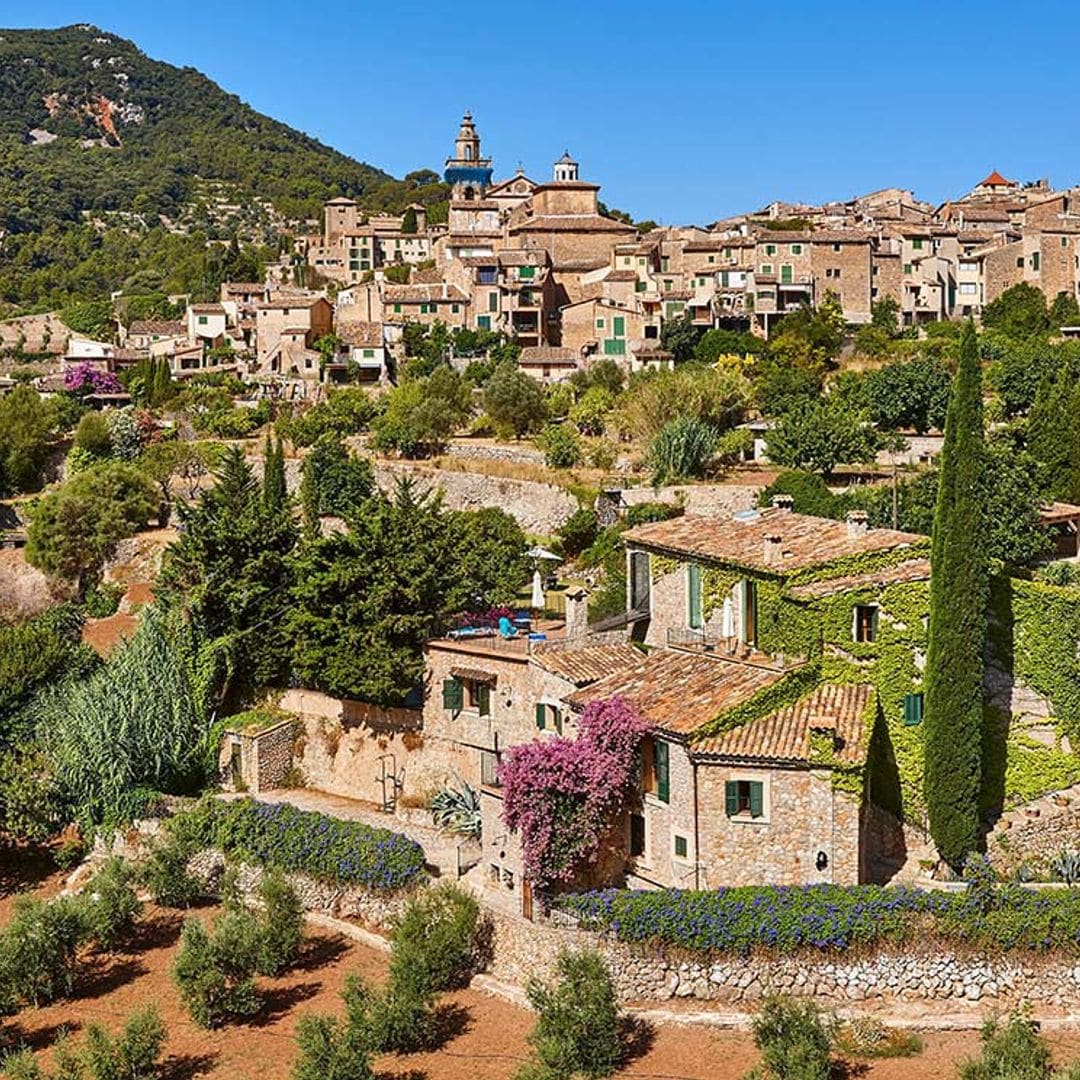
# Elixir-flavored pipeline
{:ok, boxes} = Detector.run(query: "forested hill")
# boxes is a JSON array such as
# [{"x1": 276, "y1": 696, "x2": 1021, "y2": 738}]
[{"x1": 0, "y1": 24, "x2": 447, "y2": 313}]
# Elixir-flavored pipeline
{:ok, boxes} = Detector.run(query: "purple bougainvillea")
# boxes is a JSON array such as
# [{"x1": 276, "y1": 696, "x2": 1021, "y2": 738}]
[
  {"x1": 500, "y1": 695, "x2": 651, "y2": 889},
  {"x1": 63, "y1": 361, "x2": 122, "y2": 396}
]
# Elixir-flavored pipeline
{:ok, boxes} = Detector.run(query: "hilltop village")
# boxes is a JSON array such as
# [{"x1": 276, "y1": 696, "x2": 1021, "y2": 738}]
[{"x1": 9, "y1": 103, "x2": 1080, "y2": 1079}]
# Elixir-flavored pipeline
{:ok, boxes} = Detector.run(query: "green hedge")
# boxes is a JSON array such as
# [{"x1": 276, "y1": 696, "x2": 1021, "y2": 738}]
[
  {"x1": 173, "y1": 798, "x2": 426, "y2": 892},
  {"x1": 556, "y1": 883, "x2": 1080, "y2": 954}
]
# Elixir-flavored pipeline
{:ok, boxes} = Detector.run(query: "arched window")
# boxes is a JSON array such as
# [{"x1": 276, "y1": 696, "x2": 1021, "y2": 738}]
[
  {"x1": 465, "y1": 144, "x2": 474, "y2": 161},
  {"x1": 463, "y1": 186, "x2": 475, "y2": 201}
]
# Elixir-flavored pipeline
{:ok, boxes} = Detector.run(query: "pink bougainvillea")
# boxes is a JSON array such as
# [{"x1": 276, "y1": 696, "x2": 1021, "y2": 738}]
[
  {"x1": 63, "y1": 361, "x2": 122, "y2": 396},
  {"x1": 500, "y1": 695, "x2": 652, "y2": 889}
]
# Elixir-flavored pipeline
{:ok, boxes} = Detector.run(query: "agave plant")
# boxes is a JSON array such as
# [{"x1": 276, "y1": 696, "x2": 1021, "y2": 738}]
[
  {"x1": 1050, "y1": 849, "x2": 1080, "y2": 885},
  {"x1": 429, "y1": 781, "x2": 481, "y2": 839}
]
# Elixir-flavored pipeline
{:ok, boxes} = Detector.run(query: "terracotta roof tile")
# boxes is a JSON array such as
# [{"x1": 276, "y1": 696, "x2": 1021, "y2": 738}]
[
  {"x1": 624, "y1": 508, "x2": 926, "y2": 576},
  {"x1": 692, "y1": 684, "x2": 872, "y2": 764},
  {"x1": 568, "y1": 649, "x2": 784, "y2": 736},
  {"x1": 450, "y1": 665, "x2": 498, "y2": 685},
  {"x1": 128, "y1": 320, "x2": 185, "y2": 336},
  {"x1": 338, "y1": 321, "x2": 384, "y2": 348},
  {"x1": 787, "y1": 558, "x2": 931, "y2": 601},
  {"x1": 519, "y1": 346, "x2": 578, "y2": 365},
  {"x1": 383, "y1": 284, "x2": 469, "y2": 303},
  {"x1": 531, "y1": 642, "x2": 643, "y2": 687}
]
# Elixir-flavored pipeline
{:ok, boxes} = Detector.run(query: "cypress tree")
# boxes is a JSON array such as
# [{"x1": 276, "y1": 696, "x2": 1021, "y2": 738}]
[
  {"x1": 262, "y1": 435, "x2": 287, "y2": 512},
  {"x1": 923, "y1": 321, "x2": 988, "y2": 869},
  {"x1": 1067, "y1": 383, "x2": 1080, "y2": 505},
  {"x1": 1027, "y1": 368, "x2": 1071, "y2": 499}
]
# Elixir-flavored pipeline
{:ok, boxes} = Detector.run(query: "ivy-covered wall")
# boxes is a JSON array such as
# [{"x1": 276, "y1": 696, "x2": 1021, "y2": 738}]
[{"x1": 644, "y1": 546, "x2": 1080, "y2": 828}]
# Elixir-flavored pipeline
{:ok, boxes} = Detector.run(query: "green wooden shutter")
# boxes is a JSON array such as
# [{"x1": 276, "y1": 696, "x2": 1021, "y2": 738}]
[
  {"x1": 655, "y1": 740, "x2": 670, "y2": 803},
  {"x1": 553, "y1": 708, "x2": 563, "y2": 734},
  {"x1": 442, "y1": 679, "x2": 463, "y2": 712},
  {"x1": 749, "y1": 782, "x2": 764, "y2": 818},
  {"x1": 903, "y1": 692, "x2": 924, "y2": 726},
  {"x1": 725, "y1": 781, "x2": 738, "y2": 817},
  {"x1": 478, "y1": 683, "x2": 491, "y2": 717},
  {"x1": 688, "y1": 564, "x2": 703, "y2": 629},
  {"x1": 535, "y1": 703, "x2": 546, "y2": 730},
  {"x1": 613, "y1": 316, "x2": 625, "y2": 336}
]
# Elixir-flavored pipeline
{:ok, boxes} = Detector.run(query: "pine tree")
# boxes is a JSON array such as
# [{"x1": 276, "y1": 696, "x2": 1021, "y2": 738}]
[
  {"x1": 923, "y1": 321, "x2": 989, "y2": 869},
  {"x1": 263, "y1": 435, "x2": 287, "y2": 512}
]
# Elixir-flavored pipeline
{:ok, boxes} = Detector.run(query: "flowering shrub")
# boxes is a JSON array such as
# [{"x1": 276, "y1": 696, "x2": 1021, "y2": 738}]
[
  {"x1": 63, "y1": 361, "x2": 122, "y2": 397},
  {"x1": 556, "y1": 883, "x2": 1080, "y2": 954},
  {"x1": 500, "y1": 696, "x2": 651, "y2": 888},
  {"x1": 174, "y1": 798, "x2": 426, "y2": 892}
]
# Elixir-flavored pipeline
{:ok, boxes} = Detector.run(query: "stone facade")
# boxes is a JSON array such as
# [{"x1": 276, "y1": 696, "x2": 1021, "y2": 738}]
[{"x1": 220, "y1": 716, "x2": 297, "y2": 793}]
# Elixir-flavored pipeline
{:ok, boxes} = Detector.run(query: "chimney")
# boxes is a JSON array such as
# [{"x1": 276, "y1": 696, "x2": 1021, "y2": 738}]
[
  {"x1": 771, "y1": 494, "x2": 794, "y2": 511},
  {"x1": 564, "y1": 586, "x2": 589, "y2": 640},
  {"x1": 763, "y1": 533, "x2": 783, "y2": 566},
  {"x1": 846, "y1": 510, "x2": 869, "y2": 538}
]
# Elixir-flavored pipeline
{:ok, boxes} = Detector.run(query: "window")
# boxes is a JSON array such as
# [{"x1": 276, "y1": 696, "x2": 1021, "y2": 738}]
[
  {"x1": 488, "y1": 292, "x2": 498, "y2": 312},
  {"x1": 623, "y1": 256, "x2": 632, "y2": 267},
  {"x1": 832, "y1": 243, "x2": 841, "y2": 253},
  {"x1": 674, "y1": 835, "x2": 688, "y2": 859},
  {"x1": 477, "y1": 315, "x2": 491, "y2": 330},
  {"x1": 1016, "y1": 257, "x2": 1025, "y2": 269},
  {"x1": 725, "y1": 779, "x2": 764, "y2": 819},
  {"x1": 663, "y1": 279, "x2": 673, "y2": 291},
  {"x1": 629, "y1": 551, "x2": 651, "y2": 613},
  {"x1": 912, "y1": 238, "x2": 924, "y2": 250},
  {"x1": 760, "y1": 264, "x2": 773, "y2": 275},
  {"x1": 613, "y1": 316, "x2": 626, "y2": 337},
  {"x1": 687, "y1": 563, "x2": 703, "y2": 629},
  {"x1": 661, "y1": 257, "x2": 670, "y2": 271},
  {"x1": 198, "y1": 315, "x2": 207, "y2": 325},
  {"x1": 780, "y1": 264, "x2": 793, "y2": 284},
  {"x1": 362, "y1": 349, "x2": 375, "y2": 358},
  {"x1": 903, "y1": 692, "x2": 924, "y2": 727},
  {"x1": 655, "y1": 740, "x2": 670, "y2": 803},
  {"x1": 603, "y1": 338, "x2": 626, "y2": 355},
  {"x1": 959, "y1": 282, "x2": 978, "y2": 295},
  {"x1": 519, "y1": 265, "x2": 535, "y2": 279},
  {"x1": 535, "y1": 702, "x2": 562, "y2": 733},
  {"x1": 1032, "y1": 252, "x2": 1041, "y2": 271},
  {"x1": 790, "y1": 244, "x2": 803, "y2": 255},
  {"x1": 596, "y1": 317, "x2": 605, "y2": 330},
  {"x1": 442, "y1": 678, "x2": 463, "y2": 713},
  {"x1": 853, "y1": 604, "x2": 879, "y2": 643},
  {"x1": 903, "y1": 263, "x2": 912, "y2": 275},
  {"x1": 629, "y1": 813, "x2": 646, "y2": 857},
  {"x1": 478, "y1": 267, "x2": 497, "y2": 284},
  {"x1": 466, "y1": 680, "x2": 491, "y2": 716},
  {"x1": 481, "y1": 749, "x2": 502, "y2": 787},
  {"x1": 451, "y1": 303, "x2": 460, "y2": 314},
  {"x1": 393, "y1": 303, "x2": 402, "y2": 314},
  {"x1": 959, "y1": 261, "x2": 978, "y2": 273},
  {"x1": 707, "y1": 254, "x2": 715, "y2": 263},
  {"x1": 765, "y1": 244, "x2": 776, "y2": 256},
  {"x1": 1064, "y1": 236, "x2": 1070, "y2": 248}
]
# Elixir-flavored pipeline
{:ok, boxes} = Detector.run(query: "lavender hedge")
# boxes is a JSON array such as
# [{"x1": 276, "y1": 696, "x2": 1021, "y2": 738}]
[
  {"x1": 555, "y1": 884, "x2": 1080, "y2": 954},
  {"x1": 174, "y1": 797, "x2": 426, "y2": 892}
]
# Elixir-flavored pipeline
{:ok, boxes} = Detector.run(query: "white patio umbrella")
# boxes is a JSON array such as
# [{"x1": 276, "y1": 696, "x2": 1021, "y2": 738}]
[
  {"x1": 531, "y1": 568, "x2": 546, "y2": 610},
  {"x1": 721, "y1": 596, "x2": 735, "y2": 641},
  {"x1": 525, "y1": 545, "x2": 561, "y2": 563}
]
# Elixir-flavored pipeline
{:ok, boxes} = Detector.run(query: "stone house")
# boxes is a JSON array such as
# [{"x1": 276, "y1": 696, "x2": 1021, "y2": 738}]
[
  {"x1": 254, "y1": 296, "x2": 333, "y2": 378},
  {"x1": 560, "y1": 297, "x2": 648, "y2": 361},
  {"x1": 518, "y1": 345, "x2": 579, "y2": 382},
  {"x1": 331, "y1": 321, "x2": 387, "y2": 384},
  {"x1": 124, "y1": 319, "x2": 186, "y2": 351}
]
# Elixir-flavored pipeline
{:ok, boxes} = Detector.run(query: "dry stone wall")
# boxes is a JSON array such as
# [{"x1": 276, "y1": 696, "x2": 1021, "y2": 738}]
[{"x1": 489, "y1": 907, "x2": 1080, "y2": 1013}]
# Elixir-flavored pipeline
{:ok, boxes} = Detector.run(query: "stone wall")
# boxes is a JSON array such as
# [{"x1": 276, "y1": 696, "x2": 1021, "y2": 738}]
[
  {"x1": 373, "y1": 460, "x2": 578, "y2": 535},
  {"x1": 283, "y1": 687, "x2": 455, "y2": 807},
  {"x1": 489, "y1": 906, "x2": 1080, "y2": 1012},
  {"x1": 621, "y1": 483, "x2": 761, "y2": 518}
]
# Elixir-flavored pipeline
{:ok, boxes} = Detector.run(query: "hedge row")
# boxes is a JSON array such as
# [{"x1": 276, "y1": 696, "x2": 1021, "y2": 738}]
[
  {"x1": 555, "y1": 884, "x2": 1080, "y2": 954},
  {"x1": 174, "y1": 798, "x2": 426, "y2": 892}
]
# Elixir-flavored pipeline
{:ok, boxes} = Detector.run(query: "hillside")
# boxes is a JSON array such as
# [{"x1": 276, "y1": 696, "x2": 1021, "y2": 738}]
[{"x1": 0, "y1": 24, "x2": 448, "y2": 312}]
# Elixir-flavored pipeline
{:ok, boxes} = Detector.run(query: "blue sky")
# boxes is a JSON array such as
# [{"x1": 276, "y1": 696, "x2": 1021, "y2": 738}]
[{"x1": 5, "y1": 0, "x2": 1080, "y2": 224}]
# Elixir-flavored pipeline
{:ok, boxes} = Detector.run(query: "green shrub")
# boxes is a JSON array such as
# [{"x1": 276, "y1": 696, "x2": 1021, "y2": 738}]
[
  {"x1": 557, "y1": 509, "x2": 599, "y2": 558},
  {"x1": 292, "y1": 1013, "x2": 373, "y2": 1080},
  {"x1": 139, "y1": 836, "x2": 201, "y2": 908},
  {"x1": 172, "y1": 910, "x2": 262, "y2": 1028},
  {"x1": 54, "y1": 836, "x2": 86, "y2": 871},
  {"x1": 79, "y1": 857, "x2": 142, "y2": 951},
  {"x1": 958, "y1": 1013, "x2": 1053, "y2": 1080},
  {"x1": 389, "y1": 882, "x2": 479, "y2": 995},
  {"x1": 749, "y1": 997, "x2": 834, "y2": 1080},
  {"x1": 172, "y1": 797, "x2": 425, "y2": 891},
  {"x1": 519, "y1": 948, "x2": 622, "y2": 1080},
  {"x1": 646, "y1": 416, "x2": 720, "y2": 484},
  {"x1": 255, "y1": 869, "x2": 304, "y2": 976},
  {"x1": 537, "y1": 423, "x2": 582, "y2": 469},
  {"x1": 82, "y1": 1005, "x2": 167, "y2": 1080},
  {"x1": 0, "y1": 895, "x2": 86, "y2": 1007}
]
